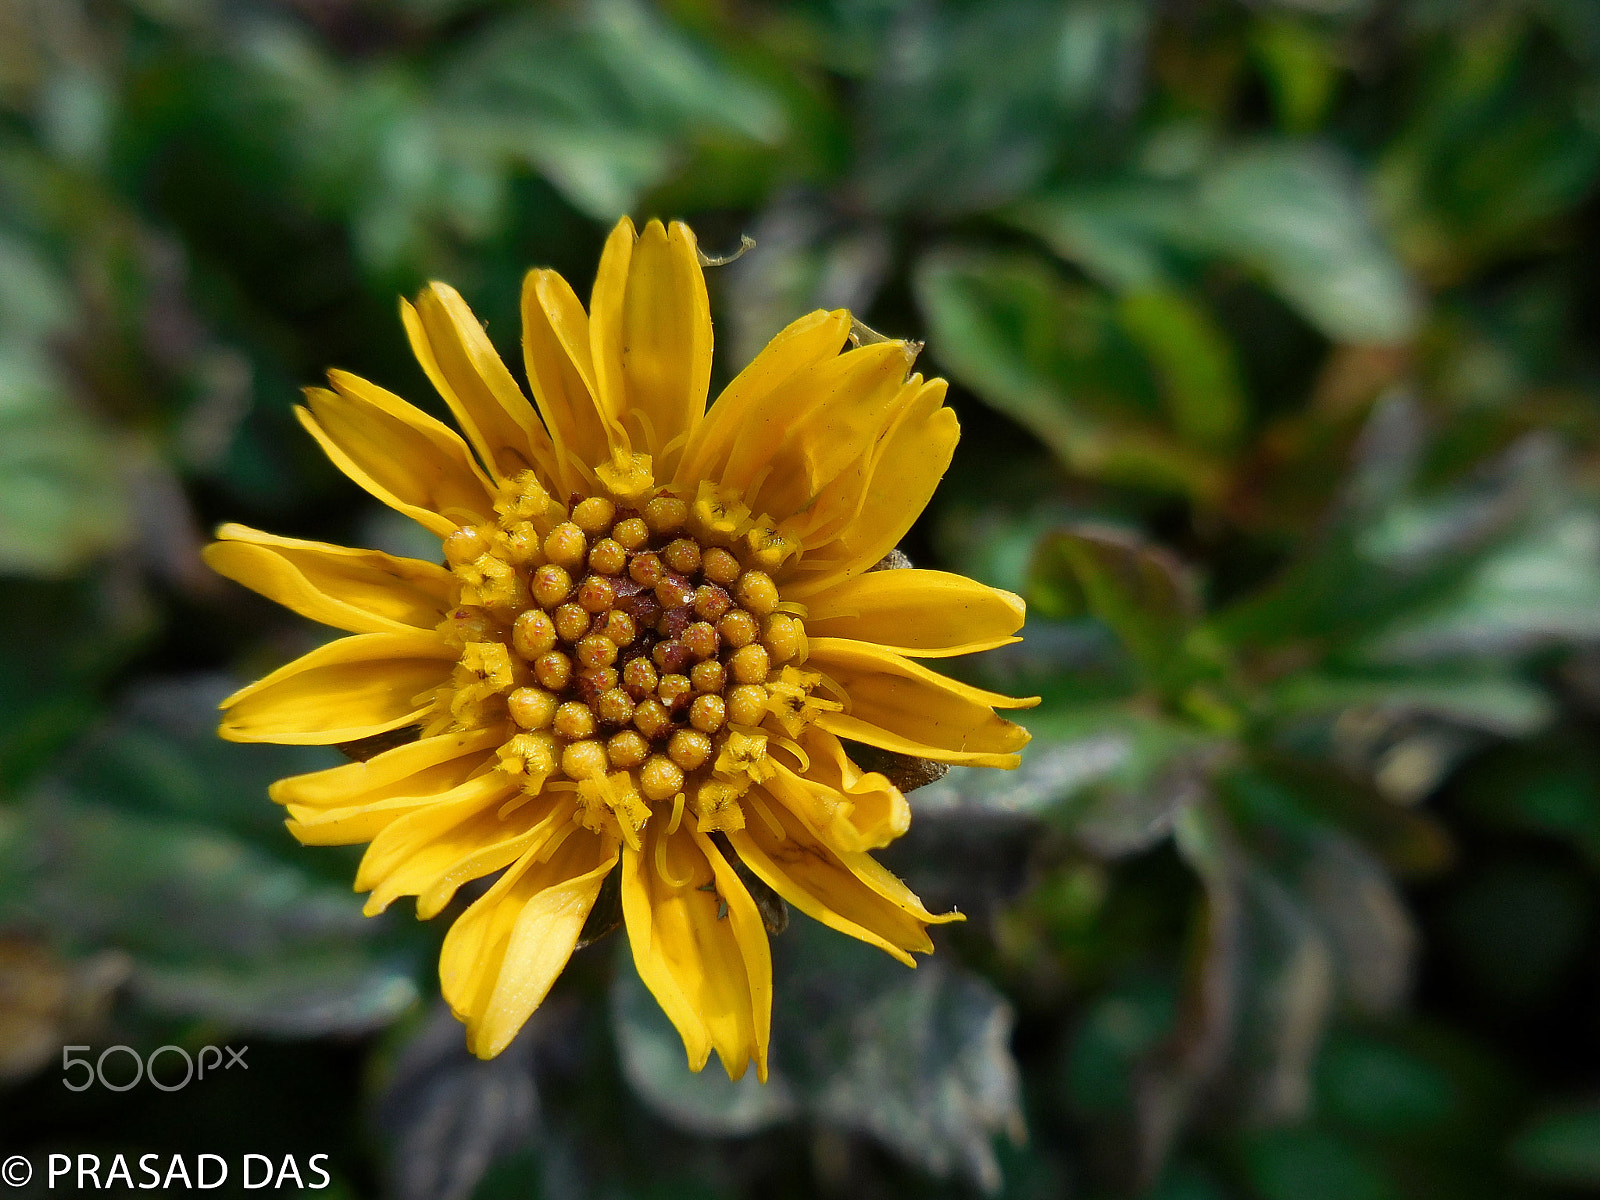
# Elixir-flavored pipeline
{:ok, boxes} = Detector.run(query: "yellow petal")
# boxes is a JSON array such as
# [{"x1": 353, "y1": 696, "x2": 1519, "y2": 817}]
[
  {"x1": 675, "y1": 308, "x2": 853, "y2": 488},
  {"x1": 807, "y1": 636, "x2": 1036, "y2": 768},
  {"x1": 354, "y1": 771, "x2": 529, "y2": 914},
  {"x1": 299, "y1": 375, "x2": 494, "y2": 537},
  {"x1": 769, "y1": 377, "x2": 928, "y2": 554},
  {"x1": 786, "y1": 728, "x2": 910, "y2": 852},
  {"x1": 273, "y1": 728, "x2": 501, "y2": 845},
  {"x1": 784, "y1": 380, "x2": 958, "y2": 596},
  {"x1": 753, "y1": 357, "x2": 922, "y2": 526},
  {"x1": 711, "y1": 341, "x2": 914, "y2": 520},
  {"x1": 728, "y1": 787, "x2": 952, "y2": 967},
  {"x1": 404, "y1": 285, "x2": 561, "y2": 485},
  {"x1": 521, "y1": 268, "x2": 614, "y2": 490},
  {"x1": 621, "y1": 818, "x2": 771, "y2": 1081},
  {"x1": 615, "y1": 219, "x2": 712, "y2": 474},
  {"x1": 219, "y1": 631, "x2": 454, "y2": 745},
  {"x1": 588, "y1": 217, "x2": 637, "y2": 453},
  {"x1": 205, "y1": 524, "x2": 456, "y2": 635},
  {"x1": 804, "y1": 569, "x2": 1026, "y2": 658},
  {"x1": 441, "y1": 817, "x2": 619, "y2": 1058}
]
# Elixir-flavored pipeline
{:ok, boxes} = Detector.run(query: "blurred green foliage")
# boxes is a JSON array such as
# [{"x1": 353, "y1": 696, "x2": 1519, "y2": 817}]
[{"x1": 3, "y1": 0, "x2": 1600, "y2": 1197}]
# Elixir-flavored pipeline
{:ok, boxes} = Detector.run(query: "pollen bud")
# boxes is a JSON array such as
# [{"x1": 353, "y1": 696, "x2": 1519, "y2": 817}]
[
  {"x1": 701, "y1": 547, "x2": 740, "y2": 586},
  {"x1": 572, "y1": 496, "x2": 616, "y2": 534},
  {"x1": 729, "y1": 643, "x2": 771, "y2": 685},
  {"x1": 607, "y1": 729, "x2": 649, "y2": 769},
  {"x1": 727, "y1": 683, "x2": 767, "y2": 727},
  {"x1": 652, "y1": 640, "x2": 692, "y2": 675},
  {"x1": 561, "y1": 739, "x2": 609, "y2": 781},
  {"x1": 623, "y1": 657, "x2": 659, "y2": 698},
  {"x1": 690, "y1": 660, "x2": 725, "y2": 694},
  {"x1": 577, "y1": 633, "x2": 618, "y2": 669},
  {"x1": 643, "y1": 495, "x2": 687, "y2": 535},
  {"x1": 633, "y1": 698, "x2": 672, "y2": 740},
  {"x1": 588, "y1": 538, "x2": 627, "y2": 576},
  {"x1": 554, "y1": 701, "x2": 597, "y2": 740},
  {"x1": 512, "y1": 609, "x2": 558, "y2": 658},
  {"x1": 668, "y1": 728, "x2": 712, "y2": 771},
  {"x1": 534, "y1": 651, "x2": 572, "y2": 691},
  {"x1": 763, "y1": 614, "x2": 805, "y2": 664},
  {"x1": 596, "y1": 688, "x2": 636, "y2": 726},
  {"x1": 531, "y1": 564, "x2": 572, "y2": 608},
  {"x1": 543, "y1": 522, "x2": 588, "y2": 570},
  {"x1": 578, "y1": 576, "x2": 616, "y2": 613},
  {"x1": 717, "y1": 610, "x2": 758, "y2": 648},
  {"x1": 628, "y1": 552, "x2": 664, "y2": 587},
  {"x1": 693, "y1": 585, "x2": 731, "y2": 621},
  {"x1": 681, "y1": 621, "x2": 719, "y2": 660},
  {"x1": 736, "y1": 571, "x2": 779, "y2": 616},
  {"x1": 444, "y1": 526, "x2": 489, "y2": 566},
  {"x1": 654, "y1": 575, "x2": 695, "y2": 610},
  {"x1": 689, "y1": 694, "x2": 726, "y2": 734},
  {"x1": 612, "y1": 517, "x2": 650, "y2": 550},
  {"x1": 601, "y1": 610, "x2": 637, "y2": 645},
  {"x1": 554, "y1": 602, "x2": 591, "y2": 643},
  {"x1": 663, "y1": 538, "x2": 702, "y2": 576},
  {"x1": 508, "y1": 686, "x2": 557, "y2": 730},
  {"x1": 639, "y1": 755, "x2": 685, "y2": 801}
]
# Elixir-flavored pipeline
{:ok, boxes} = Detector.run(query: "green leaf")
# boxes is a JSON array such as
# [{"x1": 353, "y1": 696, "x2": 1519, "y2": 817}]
[
  {"x1": 613, "y1": 918, "x2": 1024, "y2": 1193},
  {"x1": 374, "y1": 1003, "x2": 539, "y2": 1200},
  {"x1": 1317, "y1": 1032, "x2": 1455, "y2": 1137},
  {"x1": 1509, "y1": 1102, "x2": 1600, "y2": 1186},
  {"x1": 1008, "y1": 183, "x2": 1182, "y2": 292},
  {"x1": 0, "y1": 795, "x2": 418, "y2": 1036},
  {"x1": 1374, "y1": 15, "x2": 1600, "y2": 278},
  {"x1": 1193, "y1": 144, "x2": 1420, "y2": 345},
  {"x1": 915, "y1": 248, "x2": 1227, "y2": 503},
  {"x1": 1269, "y1": 672, "x2": 1554, "y2": 739},
  {"x1": 1217, "y1": 403, "x2": 1570, "y2": 655},
  {"x1": 1364, "y1": 508, "x2": 1600, "y2": 664},
  {"x1": 1242, "y1": 1127, "x2": 1397, "y2": 1200},
  {"x1": 1251, "y1": 18, "x2": 1341, "y2": 134},
  {"x1": 911, "y1": 704, "x2": 1219, "y2": 855},
  {"x1": 54, "y1": 675, "x2": 336, "y2": 844},
  {"x1": 1030, "y1": 526, "x2": 1198, "y2": 684},
  {"x1": 438, "y1": 0, "x2": 785, "y2": 221},
  {"x1": 1115, "y1": 287, "x2": 1247, "y2": 451},
  {"x1": 1295, "y1": 834, "x2": 1416, "y2": 1017},
  {"x1": 853, "y1": 0, "x2": 1148, "y2": 215},
  {"x1": 0, "y1": 345, "x2": 131, "y2": 577},
  {"x1": 611, "y1": 961, "x2": 801, "y2": 1136},
  {"x1": 1014, "y1": 143, "x2": 1421, "y2": 345},
  {"x1": 1065, "y1": 976, "x2": 1178, "y2": 1115}
]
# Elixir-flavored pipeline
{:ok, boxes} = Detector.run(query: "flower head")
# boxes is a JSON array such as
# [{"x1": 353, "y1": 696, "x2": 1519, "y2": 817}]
[{"x1": 206, "y1": 217, "x2": 1035, "y2": 1078}]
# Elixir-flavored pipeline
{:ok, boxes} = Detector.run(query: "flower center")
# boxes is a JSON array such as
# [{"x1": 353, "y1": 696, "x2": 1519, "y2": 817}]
[{"x1": 428, "y1": 470, "x2": 833, "y2": 846}]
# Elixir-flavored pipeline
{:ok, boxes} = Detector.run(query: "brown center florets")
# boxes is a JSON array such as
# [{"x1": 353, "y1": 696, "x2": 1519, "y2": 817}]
[{"x1": 428, "y1": 472, "x2": 826, "y2": 845}]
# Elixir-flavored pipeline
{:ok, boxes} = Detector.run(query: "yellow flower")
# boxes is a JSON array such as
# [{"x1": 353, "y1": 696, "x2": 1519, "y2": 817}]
[{"x1": 206, "y1": 217, "x2": 1036, "y2": 1079}]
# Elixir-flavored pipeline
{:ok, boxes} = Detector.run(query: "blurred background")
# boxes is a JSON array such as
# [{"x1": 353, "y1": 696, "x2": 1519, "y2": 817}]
[{"x1": 3, "y1": 0, "x2": 1600, "y2": 1196}]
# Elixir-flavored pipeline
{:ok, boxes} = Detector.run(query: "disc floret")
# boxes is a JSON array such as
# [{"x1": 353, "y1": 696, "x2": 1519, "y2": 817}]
[{"x1": 430, "y1": 468, "x2": 824, "y2": 848}]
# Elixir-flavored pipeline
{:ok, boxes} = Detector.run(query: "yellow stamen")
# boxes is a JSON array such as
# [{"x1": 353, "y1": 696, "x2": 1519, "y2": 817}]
[
  {"x1": 654, "y1": 826, "x2": 695, "y2": 889},
  {"x1": 748, "y1": 792, "x2": 786, "y2": 840}
]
